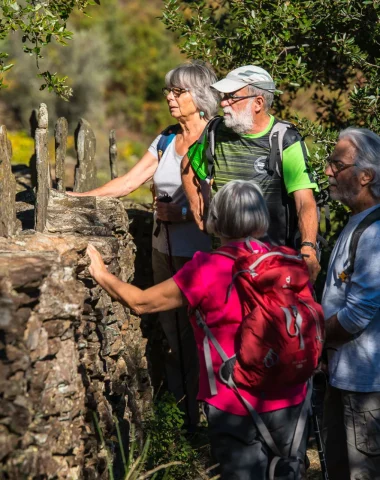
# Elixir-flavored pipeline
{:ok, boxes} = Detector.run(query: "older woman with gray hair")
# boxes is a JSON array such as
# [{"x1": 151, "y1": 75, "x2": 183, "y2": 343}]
[
  {"x1": 69, "y1": 61, "x2": 220, "y2": 430},
  {"x1": 86, "y1": 180, "x2": 308, "y2": 480}
]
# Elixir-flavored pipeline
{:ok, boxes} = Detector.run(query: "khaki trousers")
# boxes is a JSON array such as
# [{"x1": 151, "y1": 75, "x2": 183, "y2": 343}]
[
  {"x1": 322, "y1": 384, "x2": 380, "y2": 480},
  {"x1": 152, "y1": 248, "x2": 199, "y2": 427}
]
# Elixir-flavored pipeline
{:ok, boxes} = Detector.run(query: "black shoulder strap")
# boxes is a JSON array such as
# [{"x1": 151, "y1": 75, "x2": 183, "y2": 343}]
[
  {"x1": 341, "y1": 206, "x2": 380, "y2": 279},
  {"x1": 197, "y1": 116, "x2": 223, "y2": 180},
  {"x1": 267, "y1": 130, "x2": 280, "y2": 175},
  {"x1": 267, "y1": 119, "x2": 294, "y2": 176},
  {"x1": 156, "y1": 124, "x2": 180, "y2": 161}
]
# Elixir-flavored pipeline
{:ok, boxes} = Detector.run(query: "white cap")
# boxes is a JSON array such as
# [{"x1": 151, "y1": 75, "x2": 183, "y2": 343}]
[{"x1": 212, "y1": 65, "x2": 280, "y2": 93}]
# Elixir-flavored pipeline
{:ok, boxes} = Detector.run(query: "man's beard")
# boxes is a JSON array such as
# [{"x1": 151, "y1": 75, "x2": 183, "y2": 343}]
[
  {"x1": 223, "y1": 99, "x2": 254, "y2": 134},
  {"x1": 329, "y1": 176, "x2": 360, "y2": 208}
]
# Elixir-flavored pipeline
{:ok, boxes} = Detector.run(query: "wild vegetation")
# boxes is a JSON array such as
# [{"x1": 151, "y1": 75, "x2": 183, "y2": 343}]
[
  {"x1": 161, "y1": 0, "x2": 380, "y2": 288},
  {"x1": 1, "y1": 1, "x2": 183, "y2": 202},
  {"x1": 2, "y1": 2, "x2": 380, "y2": 477}
]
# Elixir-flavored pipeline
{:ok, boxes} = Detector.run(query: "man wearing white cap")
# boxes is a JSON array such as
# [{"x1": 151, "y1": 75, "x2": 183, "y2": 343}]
[{"x1": 182, "y1": 65, "x2": 320, "y2": 282}]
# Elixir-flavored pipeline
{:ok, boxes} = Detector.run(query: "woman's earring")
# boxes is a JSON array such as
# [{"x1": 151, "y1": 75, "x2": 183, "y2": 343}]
[{"x1": 199, "y1": 111, "x2": 205, "y2": 118}]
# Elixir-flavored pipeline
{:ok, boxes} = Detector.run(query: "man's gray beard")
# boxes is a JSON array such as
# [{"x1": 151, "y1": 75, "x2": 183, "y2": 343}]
[
  {"x1": 329, "y1": 182, "x2": 360, "y2": 208},
  {"x1": 223, "y1": 100, "x2": 254, "y2": 134}
]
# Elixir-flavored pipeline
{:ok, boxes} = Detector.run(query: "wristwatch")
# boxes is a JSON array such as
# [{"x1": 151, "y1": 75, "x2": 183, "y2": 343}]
[
  {"x1": 300, "y1": 241, "x2": 317, "y2": 250},
  {"x1": 181, "y1": 206, "x2": 188, "y2": 221}
]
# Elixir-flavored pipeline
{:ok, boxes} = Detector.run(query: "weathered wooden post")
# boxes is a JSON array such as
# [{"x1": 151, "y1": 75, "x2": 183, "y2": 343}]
[
  {"x1": 73, "y1": 118, "x2": 97, "y2": 192},
  {"x1": 0, "y1": 126, "x2": 18, "y2": 237},
  {"x1": 29, "y1": 109, "x2": 38, "y2": 188},
  {"x1": 109, "y1": 129, "x2": 118, "y2": 180},
  {"x1": 55, "y1": 117, "x2": 68, "y2": 192},
  {"x1": 34, "y1": 103, "x2": 50, "y2": 233}
]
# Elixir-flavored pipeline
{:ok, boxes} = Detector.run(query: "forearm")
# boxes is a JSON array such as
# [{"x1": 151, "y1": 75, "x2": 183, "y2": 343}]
[
  {"x1": 325, "y1": 313, "x2": 355, "y2": 345},
  {"x1": 181, "y1": 155, "x2": 207, "y2": 230},
  {"x1": 73, "y1": 175, "x2": 135, "y2": 198},
  {"x1": 95, "y1": 271, "x2": 185, "y2": 315},
  {"x1": 96, "y1": 270, "x2": 144, "y2": 310},
  {"x1": 297, "y1": 198, "x2": 318, "y2": 244},
  {"x1": 71, "y1": 151, "x2": 158, "y2": 198}
]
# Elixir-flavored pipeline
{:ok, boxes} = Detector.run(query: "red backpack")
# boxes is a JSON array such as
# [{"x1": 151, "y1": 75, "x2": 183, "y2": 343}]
[
  {"x1": 195, "y1": 240, "x2": 325, "y2": 392},
  {"x1": 194, "y1": 239, "x2": 325, "y2": 478}
]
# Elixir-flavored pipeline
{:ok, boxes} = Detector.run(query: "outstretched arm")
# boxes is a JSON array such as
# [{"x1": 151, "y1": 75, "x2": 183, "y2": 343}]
[
  {"x1": 67, "y1": 150, "x2": 158, "y2": 198},
  {"x1": 86, "y1": 244, "x2": 186, "y2": 314},
  {"x1": 181, "y1": 154, "x2": 210, "y2": 231}
]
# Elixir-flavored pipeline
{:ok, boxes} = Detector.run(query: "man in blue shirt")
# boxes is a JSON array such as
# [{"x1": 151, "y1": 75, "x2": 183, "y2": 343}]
[{"x1": 322, "y1": 128, "x2": 380, "y2": 479}]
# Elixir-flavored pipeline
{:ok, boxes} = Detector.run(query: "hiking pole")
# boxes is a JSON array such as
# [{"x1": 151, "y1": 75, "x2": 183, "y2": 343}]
[
  {"x1": 311, "y1": 376, "x2": 329, "y2": 480},
  {"x1": 158, "y1": 194, "x2": 191, "y2": 427}
]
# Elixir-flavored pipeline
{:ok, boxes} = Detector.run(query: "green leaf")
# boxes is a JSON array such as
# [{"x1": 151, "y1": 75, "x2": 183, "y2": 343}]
[
  {"x1": 2, "y1": 63, "x2": 14, "y2": 72},
  {"x1": 10, "y1": 2, "x2": 20, "y2": 12}
]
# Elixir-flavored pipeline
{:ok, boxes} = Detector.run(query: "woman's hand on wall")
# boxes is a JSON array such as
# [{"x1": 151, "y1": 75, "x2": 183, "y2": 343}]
[
  {"x1": 86, "y1": 244, "x2": 108, "y2": 283},
  {"x1": 86, "y1": 243, "x2": 185, "y2": 314}
]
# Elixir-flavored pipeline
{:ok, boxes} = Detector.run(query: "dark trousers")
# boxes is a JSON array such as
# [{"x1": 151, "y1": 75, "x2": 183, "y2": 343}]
[
  {"x1": 152, "y1": 248, "x2": 199, "y2": 427},
  {"x1": 322, "y1": 384, "x2": 380, "y2": 480},
  {"x1": 205, "y1": 402, "x2": 308, "y2": 480}
]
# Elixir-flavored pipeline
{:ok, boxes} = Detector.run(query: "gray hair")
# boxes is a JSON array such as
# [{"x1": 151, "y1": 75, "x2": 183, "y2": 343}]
[
  {"x1": 206, "y1": 180, "x2": 269, "y2": 239},
  {"x1": 246, "y1": 84, "x2": 274, "y2": 112},
  {"x1": 339, "y1": 127, "x2": 380, "y2": 198},
  {"x1": 165, "y1": 61, "x2": 221, "y2": 120}
]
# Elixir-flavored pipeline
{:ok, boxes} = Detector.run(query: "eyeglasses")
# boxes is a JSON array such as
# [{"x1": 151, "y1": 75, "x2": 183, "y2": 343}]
[
  {"x1": 326, "y1": 158, "x2": 357, "y2": 175},
  {"x1": 162, "y1": 87, "x2": 189, "y2": 98},
  {"x1": 222, "y1": 93, "x2": 260, "y2": 102}
]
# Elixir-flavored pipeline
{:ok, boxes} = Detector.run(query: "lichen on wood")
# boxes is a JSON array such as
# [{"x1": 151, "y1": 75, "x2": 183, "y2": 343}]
[{"x1": 0, "y1": 125, "x2": 19, "y2": 237}]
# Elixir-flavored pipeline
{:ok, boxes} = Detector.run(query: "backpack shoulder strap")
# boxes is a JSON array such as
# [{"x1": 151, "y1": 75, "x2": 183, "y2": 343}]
[
  {"x1": 340, "y1": 206, "x2": 380, "y2": 281},
  {"x1": 157, "y1": 124, "x2": 180, "y2": 161},
  {"x1": 196, "y1": 115, "x2": 223, "y2": 180},
  {"x1": 212, "y1": 238, "x2": 270, "y2": 259},
  {"x1": 211, "y1": 245, "x2": 238, "y2": 260},
  {"x1": 267, "y1": 120, "x2": 294, "y2": 176}
]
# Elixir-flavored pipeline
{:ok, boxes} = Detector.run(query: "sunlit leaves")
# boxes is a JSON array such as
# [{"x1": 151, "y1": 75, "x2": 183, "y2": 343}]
[{"x1": 0, "y1": 0, "x2": 99, "y2": 98}]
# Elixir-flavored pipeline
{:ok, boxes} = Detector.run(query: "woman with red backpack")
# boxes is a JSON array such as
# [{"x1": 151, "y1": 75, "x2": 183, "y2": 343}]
[{"x1": 86, "y1": 180, "x2": 322, "y2": 480}]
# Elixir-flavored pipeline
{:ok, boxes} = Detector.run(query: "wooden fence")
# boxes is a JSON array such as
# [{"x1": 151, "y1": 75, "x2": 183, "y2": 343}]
[{"x1": 0, "y1": 103, "x2": 119, "y2": 235}]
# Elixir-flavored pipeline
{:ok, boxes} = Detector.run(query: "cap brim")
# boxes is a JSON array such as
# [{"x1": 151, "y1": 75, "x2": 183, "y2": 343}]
[{"x1": 211, "y1": 78, "x2": 247, "y2": 93}]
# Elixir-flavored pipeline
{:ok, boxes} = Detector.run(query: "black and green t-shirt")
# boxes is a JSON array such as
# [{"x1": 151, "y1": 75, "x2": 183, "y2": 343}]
[{"x1": 187, "y1": 115, "x2": 317, "y2": 246}]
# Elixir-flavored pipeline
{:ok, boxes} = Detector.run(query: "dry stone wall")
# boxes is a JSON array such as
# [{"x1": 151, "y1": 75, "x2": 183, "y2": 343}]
[{"x1": 0, "y1": 111, "x2": 153, "y2": 479}]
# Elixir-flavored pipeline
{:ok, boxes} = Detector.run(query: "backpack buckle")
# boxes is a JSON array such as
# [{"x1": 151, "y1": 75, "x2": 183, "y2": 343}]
[
  {"x1": 264, "y1": 349, "x2": 279, "y2": 368},
  {"x1": 218, "y1": 356, "x2": 236, "y2": 385}
]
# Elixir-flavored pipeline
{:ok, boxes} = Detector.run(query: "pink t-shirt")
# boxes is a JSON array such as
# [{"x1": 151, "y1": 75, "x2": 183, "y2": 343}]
[{"x1": 173, "y1": 240, "x2": 307, "y2": 416}]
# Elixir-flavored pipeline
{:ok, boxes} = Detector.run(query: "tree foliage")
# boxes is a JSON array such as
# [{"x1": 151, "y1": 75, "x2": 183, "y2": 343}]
[
  {"x1": 1, "y1": 1, "x2": 183, "y2": 135},
  {"x1": 162, "y1": 0, "x2": 380, "y2": 291},
  {"x1": 0, "y1": 0, "x2": 100, "y2": 99},
  {"x1": 86, "y1": 0, "x2": 184, "y2": 134},
  {"x1": 162, "y1": 0, "x2": 380, "y2": 140},
  {"x1": 162, "y1": 0, "x2": 380, "y2": 225}
]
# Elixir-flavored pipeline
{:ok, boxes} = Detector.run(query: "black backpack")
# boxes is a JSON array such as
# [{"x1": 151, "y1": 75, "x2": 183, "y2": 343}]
[
  {"x1": 199, "y1": 116, "x2": 330, "y2": 250},
  {"x1": 198, "y1": 116, "x2": 299, "y2": 182},
  {"x1": 338, "y1": 206, "x2": 380, "y2": 282}
]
